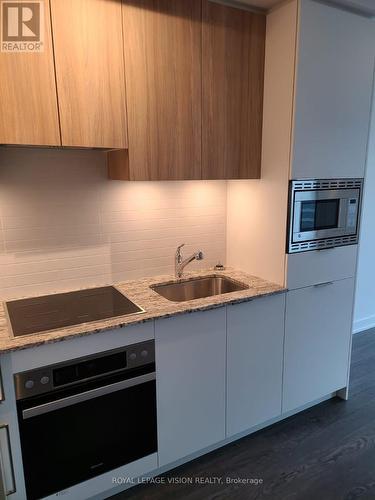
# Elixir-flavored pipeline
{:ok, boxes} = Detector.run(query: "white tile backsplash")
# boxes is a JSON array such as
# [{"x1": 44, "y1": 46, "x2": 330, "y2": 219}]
[{"x1": 0, "y1": 148, "x2": 227, "y2": 300}]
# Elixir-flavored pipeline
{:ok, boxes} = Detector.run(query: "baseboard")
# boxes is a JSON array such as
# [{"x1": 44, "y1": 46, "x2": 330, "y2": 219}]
[{"x1": 353, "y1": 315, "x2": 375, "y2": 334}]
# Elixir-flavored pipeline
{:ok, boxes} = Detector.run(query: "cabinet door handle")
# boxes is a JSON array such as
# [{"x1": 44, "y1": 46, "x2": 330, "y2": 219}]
[
  {"x1": 0, "y1": 425, "x2": 16, "y2": 496},
  {"x1": 0, "y1": 368, "x2": 5, "y2": 403},
  {"x1": 314, "y1": 281, "x2": 334, "y2": 288}
]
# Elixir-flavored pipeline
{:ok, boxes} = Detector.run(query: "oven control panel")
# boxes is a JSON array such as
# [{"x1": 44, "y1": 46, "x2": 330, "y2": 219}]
[{"x1": 14, "y1": 340, "x2": 155, "y2": 400}]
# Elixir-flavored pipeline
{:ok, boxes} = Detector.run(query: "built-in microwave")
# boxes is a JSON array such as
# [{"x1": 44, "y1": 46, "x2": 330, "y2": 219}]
[{"x1": 287, "y1": 178, "x2": 363, "y2": 254}]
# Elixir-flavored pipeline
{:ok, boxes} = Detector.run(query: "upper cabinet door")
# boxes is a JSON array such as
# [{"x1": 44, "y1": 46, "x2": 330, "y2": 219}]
[
  {"x1": 0, "y1": 0, "x2": 60, "y2": 146},
  {"x1": 292, "y1": 0, "x2": 375, "y2": 180},
  {"x1": 51, "y1": 0, "x2": 128, "y2": 149},
  {"x1": 202, "y1": 1, "x2": 266, "y2": 180},
  {"x1": 122, "y1": 0, "x2": 202, "y2": 181}
]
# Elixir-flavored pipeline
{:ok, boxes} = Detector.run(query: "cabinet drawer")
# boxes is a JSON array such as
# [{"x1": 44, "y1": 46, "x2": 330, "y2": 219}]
[{"x1": 286, "y1": 245, "x2": 358, "y2": 290}]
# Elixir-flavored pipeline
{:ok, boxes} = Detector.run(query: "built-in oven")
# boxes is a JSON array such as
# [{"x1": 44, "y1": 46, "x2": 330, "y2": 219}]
[
  {"x1": 287, "y1": 178, "x2": 363, "y2": 253},
  {"x1": 14, "y1": 340, "x2": 157, "y2": 500}
]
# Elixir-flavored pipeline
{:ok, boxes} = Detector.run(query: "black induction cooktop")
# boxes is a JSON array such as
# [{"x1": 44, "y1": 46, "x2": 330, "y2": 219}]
[{"x1": 6, "y1": 286, "x2": 144, "y2": 337}]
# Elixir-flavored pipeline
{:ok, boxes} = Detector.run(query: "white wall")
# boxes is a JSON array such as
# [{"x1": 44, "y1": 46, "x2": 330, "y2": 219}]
[
  {"x1": 0, "y1": 148, "x2": 226, "y2": 300},
  {"x1": 354, "y1": 90, "x2": 375, "y2": 333}
]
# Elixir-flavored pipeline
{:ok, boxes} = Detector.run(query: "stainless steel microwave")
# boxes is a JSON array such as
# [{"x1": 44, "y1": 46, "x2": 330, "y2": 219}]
[{"x1": 287, "y1": 178, "x2": 363, "y2": 254}]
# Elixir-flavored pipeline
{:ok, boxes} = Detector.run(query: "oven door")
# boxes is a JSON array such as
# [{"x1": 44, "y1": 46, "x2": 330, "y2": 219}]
[
  {"x1": 17, "y1": 368, "x2": 157, "y2": 500},
  {"x1": 292, "y1": 188, "x2": 359, "y2": 244}
]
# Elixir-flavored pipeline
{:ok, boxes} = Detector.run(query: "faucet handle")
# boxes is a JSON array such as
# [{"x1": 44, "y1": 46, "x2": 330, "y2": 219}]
[{"x1": 175, "y1": 243, "x2": 185, "y2": 265}]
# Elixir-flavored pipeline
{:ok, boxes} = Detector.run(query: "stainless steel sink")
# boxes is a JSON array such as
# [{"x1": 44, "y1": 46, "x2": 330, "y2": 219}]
[{"x1": 151, "y1": 276, "x2": 249, "y2": 302}]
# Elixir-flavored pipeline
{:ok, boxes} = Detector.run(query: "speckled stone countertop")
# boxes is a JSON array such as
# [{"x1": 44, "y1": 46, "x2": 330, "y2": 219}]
[{"x1": 0, "y1": 268, "x2": 286, "y2": 353}]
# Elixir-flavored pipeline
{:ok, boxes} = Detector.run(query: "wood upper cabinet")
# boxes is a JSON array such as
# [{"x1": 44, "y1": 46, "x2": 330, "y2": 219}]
[
  {"x1": 50, "y1": 0, "x2": 128, "y2": 149},
  {"x1": 121, "y1": 0, "x2": 202, "y2": 181},
  {"x1": 202, "y1": 1, "x2": 266, "y2": 179},
  {"x1": 0, "y1": 0, "x2": 60, "y2": 146},
  {"x1": 0, "y1": 0, "x2": 266, "y2": 178}
]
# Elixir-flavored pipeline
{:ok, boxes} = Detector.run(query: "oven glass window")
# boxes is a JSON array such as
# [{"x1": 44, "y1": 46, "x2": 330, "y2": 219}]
[{"x1": 300, "y1": 199, "x2": 340, "y2": 232}]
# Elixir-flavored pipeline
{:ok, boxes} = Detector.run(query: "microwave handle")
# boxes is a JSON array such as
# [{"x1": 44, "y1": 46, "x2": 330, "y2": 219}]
[
  {"x1": 22, "y1": 371, "x2": 155, "y2": 420},
  {"x1": 292, "y1": 201, "x2": 301, "y2": 234}
]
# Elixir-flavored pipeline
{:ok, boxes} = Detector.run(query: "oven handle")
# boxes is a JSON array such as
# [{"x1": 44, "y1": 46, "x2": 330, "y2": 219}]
[{"x1": 22, "y1": 372, "x2": 156, "y2": 420}]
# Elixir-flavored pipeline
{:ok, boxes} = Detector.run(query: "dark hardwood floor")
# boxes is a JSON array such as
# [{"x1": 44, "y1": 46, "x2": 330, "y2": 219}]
[{"x1": 111, "y1": 329, "x2": 375, "y2": 500}]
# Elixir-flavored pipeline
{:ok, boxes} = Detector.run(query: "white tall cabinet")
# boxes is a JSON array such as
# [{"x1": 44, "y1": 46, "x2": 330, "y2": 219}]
[
  {"x1": 282, "y1": 1, "x2": 371, "y2": 411},
  {"x1": 227, "y1": 0, "x2": 373, "y2": 416},
  {"x1": 292, "y1": 0, "x2": 374, "y2": 180}
]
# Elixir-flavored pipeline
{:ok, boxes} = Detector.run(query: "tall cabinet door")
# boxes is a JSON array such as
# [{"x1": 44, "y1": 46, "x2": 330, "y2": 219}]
[
  {"x1": 283, "y1": 278, "x2": 355, "y2": 413},
  {"x1": 155, "y1": 309, "x2": 226, "y2": 466},
  {"x1": 227, "y1": 294, "x2": 285, "y2": 437},
  {"x1": 0, "y1": 0, "x2": 60, "y2": 146},
  {"x1": 292, "y1": 0, "x2": 374, "y2": 179},
  {"x1": 202, "y1": 1, "x2": 266, "y2": 179},
  {"x1": 51, "y1": 0, "x2": 128, "y2": 148},
  {"x1": 122, "y1": 0, "x2": 202, "y2": 181}
]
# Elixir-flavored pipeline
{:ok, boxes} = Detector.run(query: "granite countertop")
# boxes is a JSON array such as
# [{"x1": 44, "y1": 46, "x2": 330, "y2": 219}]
[{"x1": 0, "y1": 268, "x2": 286, "y2": 353}]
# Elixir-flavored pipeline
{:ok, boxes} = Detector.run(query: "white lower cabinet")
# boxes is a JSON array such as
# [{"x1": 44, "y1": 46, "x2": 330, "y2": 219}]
[
  {"x1": 283, "y1": 278, "x2": 355, "y2": 413},
  {"x1": 0, "y1": 286, "x2": 354, "y2": 496},
  {"x1": 226, "y1": 294, "x2": 285, "y2": 437},
  {"x1": 155, "y1": 308, "x2": 226, "y2": 467}
]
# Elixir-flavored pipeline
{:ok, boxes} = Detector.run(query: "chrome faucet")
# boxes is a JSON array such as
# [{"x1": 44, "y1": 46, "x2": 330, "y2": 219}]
[{"x1": 175, "y1": 244, "x2": 204, "y2": 278}]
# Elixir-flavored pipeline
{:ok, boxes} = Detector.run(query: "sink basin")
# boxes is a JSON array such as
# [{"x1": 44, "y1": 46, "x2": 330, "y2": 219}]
[{"x1": 151, "y1": 276, "x2": 249, "y2": 302}]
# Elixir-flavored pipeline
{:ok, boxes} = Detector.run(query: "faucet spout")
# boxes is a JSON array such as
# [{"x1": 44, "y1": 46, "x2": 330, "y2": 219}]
[{"x1": 175, "y1": 245, "x2": 204, "y2": 278}]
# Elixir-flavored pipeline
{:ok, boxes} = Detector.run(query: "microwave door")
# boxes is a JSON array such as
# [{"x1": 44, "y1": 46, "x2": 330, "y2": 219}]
[
  {"x1": 292, "y1": 190, "x2": 359, "y2": 244},
  {"x1": 292, "y1": 200, "x2": 330, "y2": 243},
  {"x1": 294, "y1": 200, "x2": 341, "y2": 243},
  {"x1": 288, "y1": 179, "x2": 362, "y2": 253}
]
